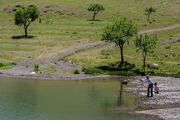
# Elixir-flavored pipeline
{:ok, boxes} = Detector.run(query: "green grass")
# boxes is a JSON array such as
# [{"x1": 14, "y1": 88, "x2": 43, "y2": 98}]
[
  {"x1": 66, "y1": 28, "x2": 180, "y2": 77},
  {"x1": 0, "y1": 62, "x2": 16, "y2": 69},
  {"x1": 0, "y1": 0, "x2": 179, "y2": 72}
]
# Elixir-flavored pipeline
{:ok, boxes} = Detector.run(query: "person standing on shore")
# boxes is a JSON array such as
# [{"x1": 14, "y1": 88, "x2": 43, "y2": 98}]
[{"x1": 140, "y1": 75, "x2": 154, "y2": 97}]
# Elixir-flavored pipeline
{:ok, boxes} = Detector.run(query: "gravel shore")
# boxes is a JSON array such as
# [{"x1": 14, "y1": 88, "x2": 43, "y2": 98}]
[{"x1": 128, "y1": 76, "x2": 180, "y2": 120}]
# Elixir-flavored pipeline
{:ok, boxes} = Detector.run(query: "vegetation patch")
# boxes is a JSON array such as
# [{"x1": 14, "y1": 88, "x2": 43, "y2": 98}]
[
  {"x1": 0, "y1": 62, "x2": 16, "y2": 69},
  {"x1": 66, "y1": 28, "x2": 180, "y2": 77},
  {"x1": 73, "y1": 69, "x2": 80, "y2": 74},
  {"x1": 0, "y1": 0, "x2": 179, "y2": 77},
  {"x1": 34, "y1": 64, "x2": 39, "y2": 72}
]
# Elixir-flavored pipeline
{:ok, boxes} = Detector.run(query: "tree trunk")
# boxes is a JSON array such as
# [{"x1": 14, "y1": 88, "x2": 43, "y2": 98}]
[
  {"x1": 24, "y1": 24, "x2": 28, "y2": 37},
  {"x1": 147, "y1": 13, "x2": 150, "y2": 22},
  {"x1": 147, "y1": 15, "x2": 149, "y2": 22},
  {"x1": 24, "y1": 21, "x2": 31, "y2": 38},
  {"x1": 25, "y1": 27, "x2": 28, "y2": 37},
  {"x1": 93, "y1": 12, "x2": 96, "y2": 21},
  {"x1": 117, "y1": 82, "x2": 123, "y2": 106},
  {"x1": 143, "y1": 52, "x2": 147, "y2": 73},
  {"x1": 120, "y1": 46, "x2": 124, "y2": 63}
]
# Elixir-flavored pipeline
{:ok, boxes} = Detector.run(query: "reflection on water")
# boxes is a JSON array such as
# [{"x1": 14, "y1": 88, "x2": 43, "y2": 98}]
[
  {"x1": 0, "y1": 78, "x2": 145, "y2": 120},
  {"x1": 0, "y1": 79, "x2": 42, "y2": 120}
]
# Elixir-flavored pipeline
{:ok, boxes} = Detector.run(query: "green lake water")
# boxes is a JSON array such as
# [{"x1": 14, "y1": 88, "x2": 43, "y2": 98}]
[{"x1": 0, "y1": 78, "x2": 146, "y2": 120}]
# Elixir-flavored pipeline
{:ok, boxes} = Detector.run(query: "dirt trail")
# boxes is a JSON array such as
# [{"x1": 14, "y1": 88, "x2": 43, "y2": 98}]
[
  {"x1": 138, "y1": 24, "x2": 180, "y2": 34},
  {"x1": 0, "y1": 24, "x2": 180, "y2": 79},
  {"x1": 1, "y1": 41, "x2": 104, "y2": 77}
]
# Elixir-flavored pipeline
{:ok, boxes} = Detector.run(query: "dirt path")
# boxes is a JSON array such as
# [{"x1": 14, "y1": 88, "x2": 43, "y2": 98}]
[
  {"x1": 0, "y1": 41, "x2": 105, "y2": 79},
  {"x1": 138, "y1": 24, "x2": 180, "y2": 34},
  {"x1": 0, "y1": 24, "x2": 180, "y2": 80},
  {"x1": 128, "y1": 76, "x2": 180, "y2": 120}
]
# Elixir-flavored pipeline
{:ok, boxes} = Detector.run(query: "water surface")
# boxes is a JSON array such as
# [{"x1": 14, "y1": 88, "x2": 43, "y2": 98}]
[{"x1": 0, "y1": 77, "x2": 146, "y2": 120}]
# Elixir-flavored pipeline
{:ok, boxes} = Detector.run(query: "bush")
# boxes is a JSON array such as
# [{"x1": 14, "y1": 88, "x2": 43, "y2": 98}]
[
  {"x1": 83, "y1": 67, "x2": 103, "y2": 75},
  {"x1": 165, "y1": 46, "x2": 171, "y2": 49},
  {"x1": 74, "y1": 69, "x2": 80, "y2": 74},
  {"x1": 0, "y1": 62, "x2": 16, "y2": 69},
  {"x1": 98, "y1": 61, "x2": 135, "y2": 71},
  {"x1": 72, "y1": 32, "x2": 78, "y2": 34},
  {"x1": 34, "y1": 64, "x2": 39, "y2": 72},
  {"x1": 11, "y1": 62, "x2": 16, "y2": 65},
  {"x1": 174, "y1": 73, "x2": 180, "y2": 78},
  {"x1": 0, "y1": 63, "x2": 4, "y2": 67}
]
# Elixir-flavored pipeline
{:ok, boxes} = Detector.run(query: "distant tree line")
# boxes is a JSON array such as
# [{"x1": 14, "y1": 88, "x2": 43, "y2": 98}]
[{"x1": 14, "y1": 4, "x2": 156, "y2": 37}]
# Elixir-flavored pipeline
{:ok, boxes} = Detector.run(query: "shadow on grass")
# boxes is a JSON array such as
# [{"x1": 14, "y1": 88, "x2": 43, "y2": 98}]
[
  {"x1": 98, "y1": 61, "x2": 136, "y2": 71},
  {"x1": 87, "y1": 19, "x2": 103, "y2": 22},
  {"x1": 83, "y1": 61, "x2": 143, "y2": 76},
  {"x1": 11, "y1": 35, "x2": 35, "y2": 40}
]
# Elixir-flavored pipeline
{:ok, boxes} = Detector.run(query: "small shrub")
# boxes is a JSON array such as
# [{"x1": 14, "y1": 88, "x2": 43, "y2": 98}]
[
  {"x1": 0, "y1": 63, "x2": 4, "y2": 67},
  {"x1": 15, "y1": 5, "x2": 23, "y2": 8},
  {"x1": 164, "y1": 54, "x2": 168, "y2": 58},
  {"x1": 34, "y1": 64, "x2": 39, "y2": 72},
  {"x1": 72, "y1": 32, "x2": 78, "y2": 34},
  {"x1": 83, "y1": 68, "x2": 102, "y2": 75},
  {"x1": 82, "y1": 67, "x2": 86, "y2": 72},
  {"x1": 0, "y1": 62, "x2": 16, "y2": 69},
  {"x1": 13, "y1": 8, "x2": 17, "y2": 11},
  {"x1": 174, "y1": 72, "x2": 180, "y2": 78},
  {"x1": 98, "y1": 61, "x2": 135, "y2": 71},
  {"x1": 74, "y1": 69, "x2": 80, "y2": 74},
  {"x1": 169, "y1": 37, "x2": 172, "y2": 40},
  {"x1": 165, "y1": 46, "x2": 171, "y2": 49},
  {"x1": 11, "y1": 62, "x2": 16, "y2": 65}
]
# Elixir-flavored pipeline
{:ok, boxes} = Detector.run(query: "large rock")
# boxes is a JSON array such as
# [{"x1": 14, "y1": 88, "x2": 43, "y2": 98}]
[{"x1": 149, "y1": 63, "x2": 159, "y2": 69}]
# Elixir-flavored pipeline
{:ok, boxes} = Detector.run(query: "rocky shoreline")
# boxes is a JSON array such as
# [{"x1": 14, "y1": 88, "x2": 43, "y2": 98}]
[
  {"x1": 127, "y1": 76, "x2": 180, "y2": 120},
  {"x1": 0, "y1": 71, "x2": 128, "y2": 80}
]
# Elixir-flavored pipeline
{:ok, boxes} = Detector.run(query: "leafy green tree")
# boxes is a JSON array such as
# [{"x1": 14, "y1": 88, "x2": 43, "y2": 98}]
[
  {"x1": 14, "y1": 5, "x2": 40, "y2": 37},
  {"x1": 145, "y1": 7, "x2": 156, "y2": 22},
  {"x1": 135, "y1": 34, "x2": 157, "y2": 73},
  {"x1": 102, "y1": 17, "x2": 137, "y2": 63},
  {"x1": 88, "y1": 3, "x2": 105, "y2": 21}
]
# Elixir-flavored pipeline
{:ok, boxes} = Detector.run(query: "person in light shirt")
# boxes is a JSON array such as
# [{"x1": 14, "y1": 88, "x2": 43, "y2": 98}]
[{"x1": 140, "y1": 75, "x2": 154, "y2": 97}]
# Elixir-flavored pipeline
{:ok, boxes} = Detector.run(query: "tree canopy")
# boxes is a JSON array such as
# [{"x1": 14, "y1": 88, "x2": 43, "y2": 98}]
[
  {"x1": 135, "y1": 34, "x2": 157, "y2": 73},
  {"x1": 102, "y1": 17, "x2": 137, "y2": 63},
  {"x1": 14, "y1": 5, "x2": 40, "y2": 37},
  {"x1": 88, "y1": 3, "x2": 105, "y2": 21},
  {"x1": 145, "y1": 7, "x2": 156, "y2": 22}
]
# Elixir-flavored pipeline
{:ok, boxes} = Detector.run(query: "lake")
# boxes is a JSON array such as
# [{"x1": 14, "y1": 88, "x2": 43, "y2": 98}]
[{"x1": 0, "y1": 77, "x2": 147, "y2": 120}]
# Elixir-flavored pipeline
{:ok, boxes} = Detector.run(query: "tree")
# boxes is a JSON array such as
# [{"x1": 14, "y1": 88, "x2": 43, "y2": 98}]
[
  {"x1": 14, "y1": 5, "x2": 40, "y2": 37},
  {"x1": 134, "y1": 34, "x2": 157, "y2": 73},
  {"x1": 88, "y1": 3, "x2": 105, "y2": 21},
  {"x1": 145, "y1": 7, "x2": 156, "y2": 23},
  {"x1": 102, "y1": 17, "x2": 137, "y2": 63}
]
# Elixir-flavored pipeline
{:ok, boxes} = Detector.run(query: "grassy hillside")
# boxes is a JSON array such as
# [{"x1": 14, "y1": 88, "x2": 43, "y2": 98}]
[
  {"x1": 0, "y1": 0, "x2": 179, "y2": 74},
  {"x1": 65, "y1": 28, "x2": 180, "y2": 77}
]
